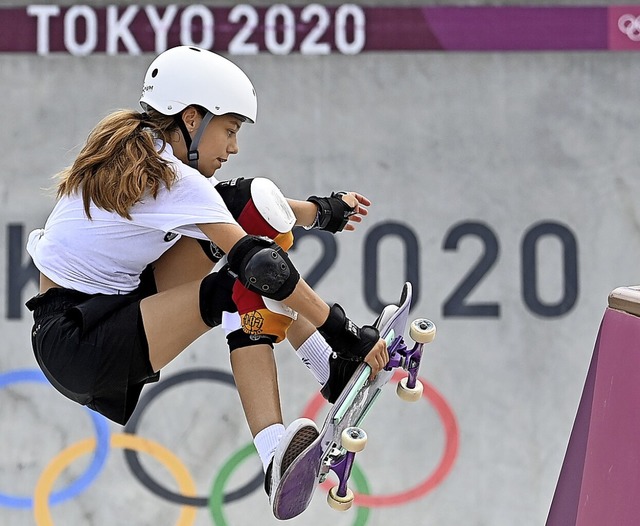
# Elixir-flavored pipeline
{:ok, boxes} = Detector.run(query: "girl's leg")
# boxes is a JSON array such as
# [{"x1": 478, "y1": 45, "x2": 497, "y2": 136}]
[
  {"x1": 140, "y1": 280, "x2": 209, "y2": 371},
  {"x1": 230, "y1": 344, "x2": 283, "y2": 436},
  {"x1": 287, "y1": 317, "x2": 332, "y2": 385},
  {"x1": 139, "y1": 236, "x2": 215, "y2": 371},
  {"x1": 141, "y1": 236, "x2": 319, "y2": 497},
  {"x1": 286, "y1": 316, "x2": 317, "y2": 349},
  {"x1": 141, "y1": 236, "x2": 287, "y2": 439},
  {"x1": 226, "y1": 326, "x2": 320, "y2": 482}
]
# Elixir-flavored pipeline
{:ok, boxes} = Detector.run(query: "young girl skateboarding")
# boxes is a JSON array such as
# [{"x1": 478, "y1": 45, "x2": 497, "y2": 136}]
[{"x1": 25, "y1": 46, "x2": 387, "y2": 509}]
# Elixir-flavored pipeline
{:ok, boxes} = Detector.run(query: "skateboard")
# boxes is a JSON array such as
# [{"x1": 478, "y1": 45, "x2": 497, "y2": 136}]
[{"x1": 273, "y1": 281, "x2": 436, "y2": 519}]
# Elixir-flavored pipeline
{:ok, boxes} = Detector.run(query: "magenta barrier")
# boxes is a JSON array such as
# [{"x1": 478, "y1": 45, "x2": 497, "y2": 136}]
[
  {"x1": 3, "y1": 5, "x2": 640, "y2": 54},
  {"x1": 547, "y1": 305, "x2": 640, "y2": 525}
]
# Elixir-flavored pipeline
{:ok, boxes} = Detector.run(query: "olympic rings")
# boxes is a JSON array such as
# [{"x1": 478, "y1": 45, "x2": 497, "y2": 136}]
[
  {"x1": 209, "y1": 443, "x2": 372, "y2": 526},
  {"x1": 123, "y1": 369, "x2": 263, "y2": 507},
  {"x1": 33, "y1": 433, "x2": 198, "y2": 526},
  {"x1": 302, "y1": 371, "x2": 459, "y2": 508},
  {"x1": 618, "y1": 14, "x2": 640, "y2": 42},
  {"x1": 4, "y1": 364, "x2": 458, "y2": 522},
  {"x1": 0, "y1": 369, "x2": 110, "y2": 509}
]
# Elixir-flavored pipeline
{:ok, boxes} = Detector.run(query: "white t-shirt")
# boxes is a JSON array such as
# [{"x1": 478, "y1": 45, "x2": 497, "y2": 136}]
[{"x1": 27, "y1": 143, "x2": 237, "y2": 295}]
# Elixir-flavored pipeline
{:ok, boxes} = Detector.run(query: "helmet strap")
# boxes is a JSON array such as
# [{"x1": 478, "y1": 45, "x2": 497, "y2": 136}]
[{"x1": 175, "y1": 111, "x2": 215, "y2": 170}]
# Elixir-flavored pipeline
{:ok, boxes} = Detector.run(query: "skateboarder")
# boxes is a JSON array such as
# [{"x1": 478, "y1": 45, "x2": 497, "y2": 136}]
[{"x1": 25, "y1": 46, "x2": 388, "y2": 510}]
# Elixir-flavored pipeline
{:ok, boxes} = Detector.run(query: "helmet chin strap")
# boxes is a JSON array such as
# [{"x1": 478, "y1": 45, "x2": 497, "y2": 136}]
[{"x1": 176, "y1": 110, "x2": 215, "y2": 169}]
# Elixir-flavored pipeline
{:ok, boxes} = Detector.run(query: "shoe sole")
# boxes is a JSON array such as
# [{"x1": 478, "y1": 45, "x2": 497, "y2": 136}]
[
  {"x1": 281, "y1": 426, "x2": 320, "y2": 475},
  {"x1": 375, "y1": 305, "x2": 399, "y2": 330}
]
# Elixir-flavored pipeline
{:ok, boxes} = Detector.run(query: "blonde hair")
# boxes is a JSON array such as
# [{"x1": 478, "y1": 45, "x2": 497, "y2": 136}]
[{"x1": 57, "y1": 109, "x2": 179, "y2": 219}]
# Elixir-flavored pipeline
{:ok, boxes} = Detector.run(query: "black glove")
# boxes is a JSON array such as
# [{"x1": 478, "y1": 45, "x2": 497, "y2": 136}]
[
  {"x1": 199, "y1": 265, "x2": 238, "y2": 328},
  {"x1": 317, "y1": 303, "x2": 379, "y2": 361},
  {"x1": 307, "y1": 192, "x2": 355, "y2": 233}
]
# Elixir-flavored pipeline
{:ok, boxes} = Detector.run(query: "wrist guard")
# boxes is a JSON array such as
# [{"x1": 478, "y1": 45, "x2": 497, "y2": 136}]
[
  {"x1": 306, "y1": 192, "x2": 355, "y2": 233},
  {"x1": 318, "y1": 304, "x2": 380, "y2": 361}
]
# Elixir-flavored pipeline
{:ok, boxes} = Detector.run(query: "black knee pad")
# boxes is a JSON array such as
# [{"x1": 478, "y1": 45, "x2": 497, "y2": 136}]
[
  {"x1": 227, "y1": 236, "x2": 300, "y2": 301},
  {"x1": 226, "y1": 329, "x2": 276, "y2": 352},
  {"x1": 199, "y1": 269, "x2": 237, "y2": 328}
]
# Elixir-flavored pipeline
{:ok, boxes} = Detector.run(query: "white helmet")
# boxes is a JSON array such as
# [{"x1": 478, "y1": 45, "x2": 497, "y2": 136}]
[{"x1": 140, "y1": 46, "x2": 257, "y2": 123}]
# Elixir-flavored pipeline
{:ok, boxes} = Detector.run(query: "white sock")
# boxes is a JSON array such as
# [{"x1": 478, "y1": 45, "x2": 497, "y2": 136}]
[
  {"x1": 253, "y1": 423, "x2": 285, "y2": 472},
  {"x1": 296, "y1": 331, "x2": 331, "y2": 385}
]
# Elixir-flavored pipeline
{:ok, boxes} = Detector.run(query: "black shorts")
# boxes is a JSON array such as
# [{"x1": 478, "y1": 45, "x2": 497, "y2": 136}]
[{"x1": 25, "y1": 267, "x2": 160, "y2": 425}]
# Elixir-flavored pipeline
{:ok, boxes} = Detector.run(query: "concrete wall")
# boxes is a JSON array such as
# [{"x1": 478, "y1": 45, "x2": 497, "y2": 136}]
[{"x1": 2, "y1": 1, "x2": 640, "y2": 525}]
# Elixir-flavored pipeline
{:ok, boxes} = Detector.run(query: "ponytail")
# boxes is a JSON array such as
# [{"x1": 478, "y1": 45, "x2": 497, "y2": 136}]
[{"x1": 57, "y1": 109, "x2": 178, "y2": 219}]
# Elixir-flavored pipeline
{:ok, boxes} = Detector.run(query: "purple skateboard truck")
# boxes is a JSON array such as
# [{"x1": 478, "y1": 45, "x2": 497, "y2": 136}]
[{"x1": 272, "y1": 282, "x2": 436, "y2": 520}]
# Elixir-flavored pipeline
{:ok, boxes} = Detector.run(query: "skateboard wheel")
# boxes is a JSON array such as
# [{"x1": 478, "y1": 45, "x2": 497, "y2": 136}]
[
  {"x1": 396, "y1": 376, "x2": 424, "y2": 402},
  {"x1": 327, "y1": 486, "x2": 354, "y2": 511},
  {"x1": 341, "y1": 427, "x2": 367, "y2": 452},
  {"x1": 409, "y1": 318, "x2": 436, "y2": 343}
]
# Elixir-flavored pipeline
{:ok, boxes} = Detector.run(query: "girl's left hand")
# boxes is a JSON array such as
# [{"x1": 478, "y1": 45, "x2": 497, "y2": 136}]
[{"x1": 339, "y1": 192, "x2": 371, "y2": 231}]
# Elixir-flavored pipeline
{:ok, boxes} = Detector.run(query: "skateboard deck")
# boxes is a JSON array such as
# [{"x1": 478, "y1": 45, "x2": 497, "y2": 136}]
[{"x1": 273, "y1": 282, "x2": 435, "y2": 519}]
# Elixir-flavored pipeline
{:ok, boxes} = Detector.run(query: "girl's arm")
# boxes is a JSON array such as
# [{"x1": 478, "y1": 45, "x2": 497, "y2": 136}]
[
  {"x1": 197, "y1": 221, "x2": 388, "y2": 376},
  {"x1": 287, "y1": 192, "x2": 371, "y2": 232}
]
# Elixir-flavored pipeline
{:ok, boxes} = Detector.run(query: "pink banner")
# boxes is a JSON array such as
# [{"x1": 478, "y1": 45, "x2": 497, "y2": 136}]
[{"x1": 0, "y1": 5, "x2": 639, "y2": 55}]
